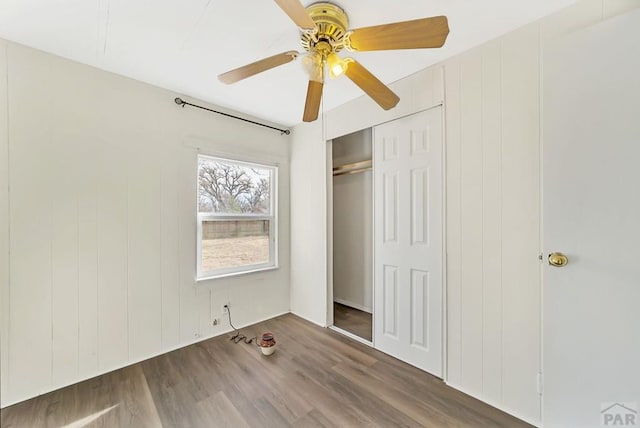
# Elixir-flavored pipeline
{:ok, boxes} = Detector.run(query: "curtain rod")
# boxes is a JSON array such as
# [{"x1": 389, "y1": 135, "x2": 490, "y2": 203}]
[{"x1": 174, "y1": 97, "x2": 291, "y2": 135}]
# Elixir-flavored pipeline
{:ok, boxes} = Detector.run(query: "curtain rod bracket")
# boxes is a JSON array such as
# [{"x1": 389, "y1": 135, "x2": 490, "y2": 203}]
[{"x1": 173, "y1": 97, "x2": 290, "y2": 135}]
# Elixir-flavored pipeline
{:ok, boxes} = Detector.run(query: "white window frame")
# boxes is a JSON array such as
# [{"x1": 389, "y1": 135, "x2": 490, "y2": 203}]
[{"x1": 196, "y1": 155, "x2": 278, "y2": 281}]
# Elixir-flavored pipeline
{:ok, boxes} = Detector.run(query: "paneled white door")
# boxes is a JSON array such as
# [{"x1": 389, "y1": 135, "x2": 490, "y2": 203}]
[
  {"x1": 543, "y1": 10, "x2": 640, "y2": 428},
  {"x1": 373, "y1": 108, "x2": 443, "y2": 376}
]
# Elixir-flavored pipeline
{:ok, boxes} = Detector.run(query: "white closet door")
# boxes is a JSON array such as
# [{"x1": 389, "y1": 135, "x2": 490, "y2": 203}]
[{"x1": 373, "y1": 108, "x2": 443, "y2": 376}]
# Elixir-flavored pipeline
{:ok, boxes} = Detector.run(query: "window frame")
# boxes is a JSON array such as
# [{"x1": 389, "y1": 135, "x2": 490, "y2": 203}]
[{"x1": 196, "y1": 154, "x2": 278, "y2": 281}]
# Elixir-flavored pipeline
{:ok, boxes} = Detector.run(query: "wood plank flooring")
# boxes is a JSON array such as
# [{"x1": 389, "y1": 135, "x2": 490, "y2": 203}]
[
  {"x1": 0, "y1": 314, "x2": 532, "y2": 427},
  {"x1": 333, "y1": 302, "x2": 372, "y2": 342}
]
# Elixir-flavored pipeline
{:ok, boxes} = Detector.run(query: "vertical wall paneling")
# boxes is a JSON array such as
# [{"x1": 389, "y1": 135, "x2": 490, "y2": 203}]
[
  {"x1": 290, "y1": 120, "x2": 327, "y2": 327},
  {"x1": 7, "y1": 45, "x2": 54, "y2": 399},
  {"x1": 444, "y1": 22, "x2": 542, "y2": 424},
  {"x1": 127, "y1": 143, "x2": 162, "y2": 362},
  {"x1": 0, "y1": 40, "x2": 9, "y2": 402},
  {"x1": 49, "y1": 55, "x2": 100, "y2": 386},
  {"x1": 77, "y1": 171, "x2": 99, "y2": 378},
  {"x1": 96, "y1": 136, "x2": 129, "y2": 370},
  {"x1": 459, "y1": 49, "x2": 484, "y2": 396},
  {"x1": 50, "y1": 107, "x2": 80, "y2": 387},
  {"x1": 480, "y1": 40, "x2": 503, "y2": 404},
  {"x1": 443, "y1": 57, "x2": 462, "y2": 386},
  {"x1": 50, "y1": 58, "x2": 104, "y2": 381},
  {"x1": 160, "y1": 145, "x2": 180, "y2": 349},
  {"x1": 178, "y1": 148, "x2": 199, "y2": 342},
  {"x1": 2, "y1": 40, "x2": 291, "y2": 407},
  {"x1": 500, "y1": 23, "x2": 541, "y2": 422}
]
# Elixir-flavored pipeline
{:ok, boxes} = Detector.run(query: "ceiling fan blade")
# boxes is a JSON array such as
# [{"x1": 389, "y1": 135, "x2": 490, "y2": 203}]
[
  {"x1": 344, "y1": 60, "x2": 399, "y2": 110},
  {"x1": 218, "y1": 51, "x2": 298, "y2": 84},
  {"x1": 274, "y1": 0, "x2": 316, "y2": 31},
  {"x1": 347, "y1": 16, "x2": 449, "y2": 51},
  {"x1": 303, "y1": 80, "x2": 323, "y2": 122}
]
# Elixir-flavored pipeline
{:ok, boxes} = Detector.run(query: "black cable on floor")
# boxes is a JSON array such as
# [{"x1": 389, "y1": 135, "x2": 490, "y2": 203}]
[{"x1": 225, "y1": 305, "x2": 257, "y2": 345}]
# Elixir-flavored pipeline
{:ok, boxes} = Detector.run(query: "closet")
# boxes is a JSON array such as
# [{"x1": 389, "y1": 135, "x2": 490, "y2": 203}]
[{"x1": 331, "y1": 128, "x2": 373, "y2": 342}]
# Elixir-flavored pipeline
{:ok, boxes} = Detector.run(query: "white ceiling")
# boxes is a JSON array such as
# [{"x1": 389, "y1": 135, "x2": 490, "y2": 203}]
[{"x1": 0, "y1": 0, "x2": 575, "y2": 126}]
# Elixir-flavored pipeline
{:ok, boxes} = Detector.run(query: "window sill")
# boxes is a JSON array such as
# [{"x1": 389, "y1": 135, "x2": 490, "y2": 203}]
[{"x1": 196, "y1": 265, "x2": 279, "y2": 282}]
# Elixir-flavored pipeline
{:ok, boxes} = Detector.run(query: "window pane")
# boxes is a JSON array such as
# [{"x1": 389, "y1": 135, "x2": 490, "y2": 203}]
[
  {"x1": 200, "y1": 219, "x2": 270, "y2": 271},
  {"x1": 198, "y1": 158, "x2": 271, "y2": 215}
]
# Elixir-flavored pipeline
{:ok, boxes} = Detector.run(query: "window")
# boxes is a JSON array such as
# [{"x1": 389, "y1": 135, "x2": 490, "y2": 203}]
[{"x1": 197, "y1": 155, "x2": 277, "y2": 280}]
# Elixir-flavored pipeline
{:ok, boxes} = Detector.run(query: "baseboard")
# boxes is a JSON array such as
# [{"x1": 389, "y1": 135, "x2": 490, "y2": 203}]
[
  {"x1": 289, "y1": 311, "x2": 329, "y2": 328},
  {"x1": 1, "y1": 310, "x2": 290, "y2": 409},
  {"x1": 445, "y1": 382, "x2": 541, "y2": 427},
  {"x1": 333, "y1": 298, "x2": 372, "y2": 314}
]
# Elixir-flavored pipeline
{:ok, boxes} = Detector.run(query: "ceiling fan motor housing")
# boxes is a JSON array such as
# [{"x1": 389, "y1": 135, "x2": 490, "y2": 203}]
[{"x1": 300, "y1": 2, "x2": 349, "y2": 56}]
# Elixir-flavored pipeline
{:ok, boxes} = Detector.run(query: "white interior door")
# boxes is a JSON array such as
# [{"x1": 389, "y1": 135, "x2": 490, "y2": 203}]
[
  {"x1": 373, "y1": 108, "x2": 443, "y2": 376},
  {"x1": 543, "y1": 10, "x2": 640, "y2": 428}
]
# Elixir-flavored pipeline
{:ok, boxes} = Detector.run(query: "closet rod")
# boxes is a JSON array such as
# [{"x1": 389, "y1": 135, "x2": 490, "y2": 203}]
[{"x1": 333, "y1": 159, "x2": 372, "y2": 176}]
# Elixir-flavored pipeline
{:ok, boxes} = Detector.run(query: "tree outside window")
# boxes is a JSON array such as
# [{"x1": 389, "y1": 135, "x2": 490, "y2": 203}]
[{"x1": 197, "y1": 155, "x2": 277, "y2": 280}]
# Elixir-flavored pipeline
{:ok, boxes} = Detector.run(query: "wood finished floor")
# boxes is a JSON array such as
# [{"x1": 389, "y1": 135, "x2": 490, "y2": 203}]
[
  {"x1": 0, "y1": 314, "x2": 532, "y2": 428},
  {"x1": 333, "y1": 302, "x2": 372, "y2": 342}
]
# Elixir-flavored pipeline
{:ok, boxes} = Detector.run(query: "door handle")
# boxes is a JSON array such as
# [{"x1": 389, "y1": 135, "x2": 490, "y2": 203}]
[{"x1": 548, "y1": 252, "x2": 568, "y2": 267}]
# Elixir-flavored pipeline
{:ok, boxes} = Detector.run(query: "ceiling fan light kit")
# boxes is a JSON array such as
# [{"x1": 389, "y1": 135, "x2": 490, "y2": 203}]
[{"x1": 219, "y1": 1, "x2": 450, "y2": 123}]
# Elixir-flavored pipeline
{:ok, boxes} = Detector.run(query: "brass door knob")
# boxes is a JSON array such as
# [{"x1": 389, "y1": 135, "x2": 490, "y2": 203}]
[{"x1": 548, "y1": 252, "x2": 568, "y2": 267}]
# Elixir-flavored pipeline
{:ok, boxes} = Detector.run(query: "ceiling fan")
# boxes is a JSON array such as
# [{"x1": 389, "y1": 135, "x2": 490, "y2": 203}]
[{"x1": 218, "y1": 1, "x2": 450, "y2": 123}]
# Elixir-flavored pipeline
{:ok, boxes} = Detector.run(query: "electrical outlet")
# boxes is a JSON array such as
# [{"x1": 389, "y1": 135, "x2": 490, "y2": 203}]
[{"x1": 222, "y1": 303, "x2": 229, "y2": 314}]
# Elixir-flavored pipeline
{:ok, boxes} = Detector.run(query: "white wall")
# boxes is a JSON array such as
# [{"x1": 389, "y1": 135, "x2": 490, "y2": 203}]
[
  {"x1": 290, "y1": 0, "x2": 639, "y2": 425},
  {"x1": 445, "y1": 2, "x2": 639, "y2": 424},
  {"x1": 444, "y1": 25, "x2": 542, "y2": 423},
  {"x1": 289, "y1": 120, "x2": 327, "y2": 326},
  {"x1": 332, "y1": 129, "x2": 372, "y2": 312},
  {"x1": 0, "y1": 39, "x2": 10, "y2": 407},
  {"x1": 0, "y1": 40, "x2": 291, "y2": 407}
]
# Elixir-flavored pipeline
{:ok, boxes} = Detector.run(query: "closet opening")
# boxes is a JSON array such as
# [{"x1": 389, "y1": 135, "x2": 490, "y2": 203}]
[{"x1": 329, "y1": 128, "x2": 373, "y2": 343}]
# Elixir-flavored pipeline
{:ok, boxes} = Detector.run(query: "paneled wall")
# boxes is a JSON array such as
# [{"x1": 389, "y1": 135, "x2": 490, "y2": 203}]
[
  {"x1": 0, "y1": 40, "x2": 291, "y2": 407},
  {"x1": 289, "y1": 119, "x2": 327, "y2": 326},
  {"x1": 443, "y1": 25, "x2": 542, "y2": 423},
  {"x1": 290, "y1": 1, "x2": 639, "y2": 425},
  {"x1": 444, "y1": 1, "x2": 640, "y2": 424},
  {"x1": 0, "y1": 40, "x2": 9, "y2": 407}
]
